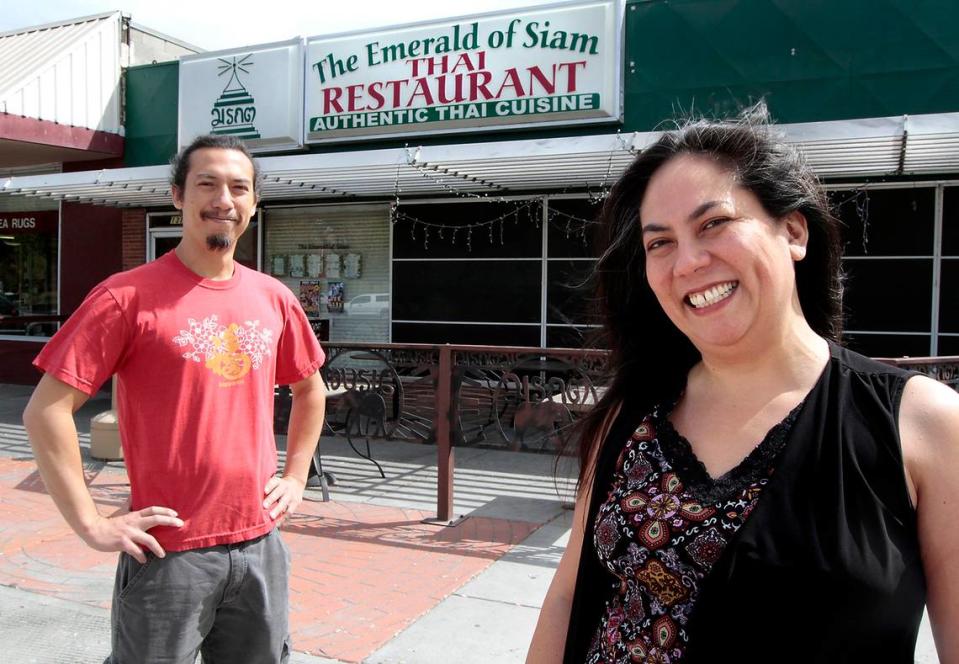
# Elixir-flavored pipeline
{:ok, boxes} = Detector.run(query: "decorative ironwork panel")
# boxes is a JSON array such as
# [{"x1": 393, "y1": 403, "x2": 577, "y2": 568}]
[{"x1": 274, "y1": 342, "x2": 959, "y2": 453}]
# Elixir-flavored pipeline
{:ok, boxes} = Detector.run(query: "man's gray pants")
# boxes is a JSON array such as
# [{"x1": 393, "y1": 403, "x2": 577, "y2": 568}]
[{"x1": 106, "y1": 528, "x2": 291, "y2": 664}]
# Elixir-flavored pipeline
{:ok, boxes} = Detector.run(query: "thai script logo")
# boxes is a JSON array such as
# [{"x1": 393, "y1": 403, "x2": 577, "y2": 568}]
[{"x1": 211, "y1": 54, "x2": 261, "y2": 140}]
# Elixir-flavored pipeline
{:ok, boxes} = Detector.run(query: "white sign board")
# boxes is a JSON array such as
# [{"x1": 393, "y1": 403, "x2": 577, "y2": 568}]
[
  {"x1": 178, "y1": 39, "x2": 304, "y2": 153},
  {"x1": 304, "y1": 1, "x2": 622, "y2": 143}
]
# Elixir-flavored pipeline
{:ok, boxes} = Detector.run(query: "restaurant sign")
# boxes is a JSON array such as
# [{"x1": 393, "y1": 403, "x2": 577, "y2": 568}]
[
  {"x1": 304, "y1": 0, "x2": 622, "y2": 143},
  {"x1": 178, "y1": 38, "x2": 304, "y2": 153}
]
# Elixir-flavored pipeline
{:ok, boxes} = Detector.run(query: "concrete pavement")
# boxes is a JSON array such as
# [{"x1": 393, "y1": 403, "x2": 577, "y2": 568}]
[{"x1": 0, "y1": 383, "x2": 940, "y2": 663}]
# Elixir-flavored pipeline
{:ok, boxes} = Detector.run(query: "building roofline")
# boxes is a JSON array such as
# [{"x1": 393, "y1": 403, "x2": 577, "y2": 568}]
[
  {"x1": 0, "y1": 11, "x2": 121, "y2": 39},
  {"x1": 128, "y1": 21, "x2": 204, "y2": 54}
]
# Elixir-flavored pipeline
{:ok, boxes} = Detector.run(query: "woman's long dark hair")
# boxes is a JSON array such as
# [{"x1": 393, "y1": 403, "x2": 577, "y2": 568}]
[{"x1": 575, "y1": 113, "x2": 844, "y2": 488}]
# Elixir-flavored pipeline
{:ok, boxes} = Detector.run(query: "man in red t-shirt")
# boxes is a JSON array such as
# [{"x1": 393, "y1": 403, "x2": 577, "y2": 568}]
[{"x1": 23, "y1": 135, "x2": 326, "y2": 663}]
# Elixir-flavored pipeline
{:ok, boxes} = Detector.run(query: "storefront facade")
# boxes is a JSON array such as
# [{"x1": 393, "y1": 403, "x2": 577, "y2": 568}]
[
  {"x1": 0, "y1": 12, "x2": 200, "y2": 381},
  {"x1": 2, "y1": 0, "x2": 958, "y2": 384}
]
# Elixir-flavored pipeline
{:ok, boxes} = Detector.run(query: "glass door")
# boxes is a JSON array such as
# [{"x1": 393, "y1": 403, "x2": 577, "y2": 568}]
[{"x1": 149, "y1": 229, "x2": 181, "y2": 261}]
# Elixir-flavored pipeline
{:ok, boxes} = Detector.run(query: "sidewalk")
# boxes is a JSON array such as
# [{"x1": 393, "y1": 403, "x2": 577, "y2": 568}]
[{"x1": 0, "y1": 383, "x2": 940, "y2": 663}]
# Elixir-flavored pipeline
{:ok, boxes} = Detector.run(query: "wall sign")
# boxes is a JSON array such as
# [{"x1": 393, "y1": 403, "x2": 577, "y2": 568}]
[
  {"x1": 148, "y1": 212, "x2": 183, "y2": 228},
  {"x1": 304, "y1": 0, "x2": 622, "y2": 143},
  {"x1": 0, "y1": 211, "x2": 58, "y2": 236},
  {"x1": 178, "y1": 38, "x2": 304, "y2": 153}
]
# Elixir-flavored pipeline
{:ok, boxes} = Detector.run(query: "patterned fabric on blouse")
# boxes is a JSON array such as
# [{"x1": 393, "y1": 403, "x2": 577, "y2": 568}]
[{"x1": 585, "y1": 402, "x2": 801, "y2": 663}]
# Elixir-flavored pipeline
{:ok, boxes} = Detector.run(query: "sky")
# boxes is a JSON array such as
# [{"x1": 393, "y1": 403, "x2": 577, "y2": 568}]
[{"x1": 0, "y1": 0, "x2": 560, "y2": 51}]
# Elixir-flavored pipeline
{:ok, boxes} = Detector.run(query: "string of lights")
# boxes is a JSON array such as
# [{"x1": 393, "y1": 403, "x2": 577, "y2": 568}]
[
  {"x1": 393, "y1": 200, "x2": 540, "y2": 252},
  {"x1": 390, "y1": 140, "x2": 878, "y2": 258},
  {"x1": 388, "y1": 136, "x2": 633, "y2": 251},
  {"x1": 546, "y1": 206, "x2": 598, "y2": 245}
]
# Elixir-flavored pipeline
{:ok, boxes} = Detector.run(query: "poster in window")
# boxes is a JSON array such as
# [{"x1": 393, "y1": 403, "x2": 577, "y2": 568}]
[
  {"x1": 299, "y1": 280, "x2": 323, "y2": 316},
  {"x1": 326, "y1": 281, "x2": 344, "y2": 313},
  {"x1": 325, "y1": 252, "x2": 341, "y2": 279},
  {"x1": 288, "y1": 254, "x2": 305, "y2": 278},
  {"x1": 306, "y1": 253, "x2": 324, "y2": 278},
  {"x1": 344, "y1": 252, "x2": 362, "y2": 279}
]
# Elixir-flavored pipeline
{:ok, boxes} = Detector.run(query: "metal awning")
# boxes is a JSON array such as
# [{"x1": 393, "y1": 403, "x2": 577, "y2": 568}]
[{"x1": 2, "y1": 112, "x2": 958, "y2": 209}]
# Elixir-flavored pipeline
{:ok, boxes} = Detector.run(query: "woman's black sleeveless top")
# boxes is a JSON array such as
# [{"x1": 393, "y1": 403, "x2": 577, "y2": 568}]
[{"x1": 564, "y1": 344, "x2": 927, "y2": 663}]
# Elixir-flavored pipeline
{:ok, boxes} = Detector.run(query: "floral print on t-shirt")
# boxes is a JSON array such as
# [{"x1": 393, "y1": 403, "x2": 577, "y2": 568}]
[{"x1": 173, "y1": 314, "x2": 274, "y2": 382}]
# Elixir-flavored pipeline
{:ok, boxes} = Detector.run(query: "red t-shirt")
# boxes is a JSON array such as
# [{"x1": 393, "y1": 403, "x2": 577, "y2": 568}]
[{"x1": 34, "y1": 251, "x2": 325, "y2": 551}]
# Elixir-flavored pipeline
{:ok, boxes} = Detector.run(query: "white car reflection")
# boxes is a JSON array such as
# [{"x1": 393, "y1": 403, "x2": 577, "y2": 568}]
[{"x1": 344, "y1": 293, "x2": 389, "y2": 316}]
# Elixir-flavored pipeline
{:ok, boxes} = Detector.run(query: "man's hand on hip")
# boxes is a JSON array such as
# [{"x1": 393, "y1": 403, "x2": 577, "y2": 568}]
[
  {"x1": 263, "y1": 475, "x2": 306, "y2": 524},
  {"x1": 81, "y1": 506, "x2": 183, "y2": 563}
]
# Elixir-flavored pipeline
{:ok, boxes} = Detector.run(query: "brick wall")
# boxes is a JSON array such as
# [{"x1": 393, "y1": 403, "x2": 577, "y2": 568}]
[{"x1": 122, "y1": 208, "x2": 146, "y2": 270}]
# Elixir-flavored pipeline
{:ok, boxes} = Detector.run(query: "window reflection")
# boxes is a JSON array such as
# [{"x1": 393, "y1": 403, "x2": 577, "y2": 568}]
[{"x1": 0, "y1": 211, "x2": 59, "y2": 337}]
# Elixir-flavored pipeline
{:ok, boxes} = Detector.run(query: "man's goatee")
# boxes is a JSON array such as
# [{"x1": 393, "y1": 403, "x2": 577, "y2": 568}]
[{"x1": 206, "y1": 234, "x2": 232, "y2": 251}]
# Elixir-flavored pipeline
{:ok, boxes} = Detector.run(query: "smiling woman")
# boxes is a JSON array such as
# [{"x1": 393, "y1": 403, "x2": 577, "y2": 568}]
[
  {"x1": 638, "y1": 153, "x2": 812, "y2": 355},
  {"x1": 527, "y1": 111, "x2": 959, "y2": 663}
]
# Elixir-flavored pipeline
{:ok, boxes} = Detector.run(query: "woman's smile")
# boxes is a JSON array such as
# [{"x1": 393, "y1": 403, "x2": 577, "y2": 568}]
[{"x1": 685, "y1": 281, "x2": 739, "y2": 310}]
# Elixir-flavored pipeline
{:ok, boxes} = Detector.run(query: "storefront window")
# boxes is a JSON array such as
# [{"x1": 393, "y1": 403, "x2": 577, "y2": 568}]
[
  {"x1": 264, "y1": 204, "x2": 390, "y2": 342},
  {"x1": 546, "y1": 198, "x2": 602, "y2": 348},
  {"x1": 391, "y1": 200, "x2": 543, "y2": 346},
  {"x1": 940, "y1": 187, "x2": 959, "y2": 355},
  {"x1": 829, "y1": 187, "x2": 936, "y2": 358},
  {"x1": 390, "y1": 198, "x2": 602, "y2": 348},
  {"x1": 0, "y1": 210, "x2": 59, "y2": 336}
]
